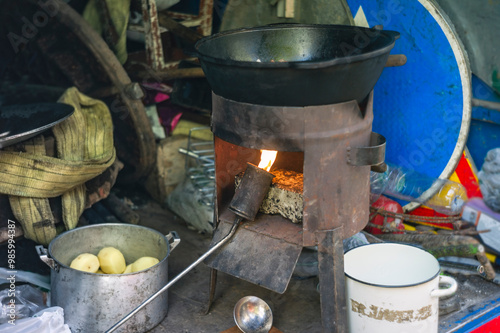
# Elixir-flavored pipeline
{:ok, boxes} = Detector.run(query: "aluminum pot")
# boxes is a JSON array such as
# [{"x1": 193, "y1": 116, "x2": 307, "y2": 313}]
[
  {"x1": 344, "y1": 243, "x2": 457, "y2": 333},
  {"x1": 36, "y1": 223, "x2": 180, "y2": 333}
]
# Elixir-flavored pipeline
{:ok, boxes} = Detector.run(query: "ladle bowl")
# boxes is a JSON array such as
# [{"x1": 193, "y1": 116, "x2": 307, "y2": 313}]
[{"x1": 234, "y1": 296, "x2": 273, "y2": 333}]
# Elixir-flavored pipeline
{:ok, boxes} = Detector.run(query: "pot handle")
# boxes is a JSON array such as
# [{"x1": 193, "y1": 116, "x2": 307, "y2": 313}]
[
  {"x1": 430, "y1": 275, "x2": 458, "y2": 298},
  {"x1": 35, "y1": 245, "x2": 58, "y2": 272},
  {"x1": 166, "y1": 231, "x2": 181, "y2": 252},
  {"x1": 384, "y1": 30, "x2": 401, "y2": 40},
  {"x1": 347, "y1": 132, "x2": 387, "y2": 172}
]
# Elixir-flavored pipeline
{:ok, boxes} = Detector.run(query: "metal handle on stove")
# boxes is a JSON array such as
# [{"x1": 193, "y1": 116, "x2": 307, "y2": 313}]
[
  {"x1": 166, "y1": 231, "x2": 181, "y2": 252},
  {"x1": 346, "y1": 132, "x2": 387, "y2": 172}
]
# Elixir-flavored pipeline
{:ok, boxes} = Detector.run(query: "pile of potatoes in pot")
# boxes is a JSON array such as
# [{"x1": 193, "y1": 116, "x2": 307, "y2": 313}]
[{"x1": 69, "y1": 247, "x2": 159, "y2": 274}]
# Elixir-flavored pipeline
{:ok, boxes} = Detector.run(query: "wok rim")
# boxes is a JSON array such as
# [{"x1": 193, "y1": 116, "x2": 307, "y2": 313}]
[{"x1": 195, "y1": 23, "x2": 399, "y2": 69}]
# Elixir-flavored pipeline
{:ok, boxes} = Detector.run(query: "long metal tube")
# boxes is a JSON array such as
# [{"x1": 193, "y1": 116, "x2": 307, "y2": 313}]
[{"x1": 105, "y1": 217, "x2": 242, "y2": 333}]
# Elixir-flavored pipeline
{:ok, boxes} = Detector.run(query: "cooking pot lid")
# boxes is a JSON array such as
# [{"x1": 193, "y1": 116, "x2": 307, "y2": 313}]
[{"x1": 346, "y1": 0, "x2": 471, "y2": 211}]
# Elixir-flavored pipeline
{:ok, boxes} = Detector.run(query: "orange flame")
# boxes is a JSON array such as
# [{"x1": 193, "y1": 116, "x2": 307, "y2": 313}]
[{"x1": 258, "y1": 150, "x2": 277, "y2": 172}]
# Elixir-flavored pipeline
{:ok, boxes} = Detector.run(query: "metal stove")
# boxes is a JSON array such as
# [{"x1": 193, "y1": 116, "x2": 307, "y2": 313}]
[{"x1": 205, "y1": 91, "x2": 386, "y2": 332}]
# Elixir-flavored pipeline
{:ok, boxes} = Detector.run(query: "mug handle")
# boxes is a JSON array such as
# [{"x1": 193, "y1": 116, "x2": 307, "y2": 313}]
[{"x1": 430, "y1": 275, "x2": 458, "y2": 298}]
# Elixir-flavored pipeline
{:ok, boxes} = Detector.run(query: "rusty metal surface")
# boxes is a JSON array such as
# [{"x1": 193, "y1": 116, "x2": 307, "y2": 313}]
[
  {"x1": 346, "y1": 132, "x2": 386, "y2": 168},
  {"x1": 229, "y1": 163, "x2": 275, "y2": 221},
  {"x1": 219, "y1": 208, "x2": 303, "y2": 246},
  {"x1": 316, "y1": 227, "x2": 347, "y2": 332},
  {"x1": 210, "y1": 93, "x2": 376, "y2": 295},
  {"x1": 197, "y1": 0, "x2": 213, "y2": 36},
  {"x1": 213, "y1": 136, "x2": 261, "y2": 213},
  {"x1": 211, "y1": 93, "x2": 305, "y2": 151},
  {"x1": 142, "y1": 0, "x2": 213, "y2": 71},
  {"x1": 210, "y1": 92, "x2": 376, "y2": 330},
  {"x1": 205, "y1": 214, "x2": 303, "y2": 294},
  {"x1": 212, "y1": 93, "x2": 374, "y2": 244},
  {"x1": 142, "y1": 0, "x2": 166, "y2": 70},
  {"x1": 302, "y1": 93, "x2": 374, "y2": 245}
]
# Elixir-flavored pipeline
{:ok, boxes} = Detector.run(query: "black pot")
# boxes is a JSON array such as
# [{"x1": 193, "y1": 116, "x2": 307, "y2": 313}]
[{"x1": 195, "y1": 24, "x2": 400, "y2": 106}]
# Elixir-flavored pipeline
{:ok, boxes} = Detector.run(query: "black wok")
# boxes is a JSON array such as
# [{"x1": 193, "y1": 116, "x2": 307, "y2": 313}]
[
  {"x1": 195, "y1": 24, "x2": 400, "y2": 106},
  {"x1": 0, "y1": 103, "x2": 75, "y2": 148}
]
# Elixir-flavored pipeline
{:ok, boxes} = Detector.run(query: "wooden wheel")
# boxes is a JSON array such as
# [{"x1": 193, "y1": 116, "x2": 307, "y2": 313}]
[{"x1": 0, "y1": 0, "x2": 156, "y2": 183}]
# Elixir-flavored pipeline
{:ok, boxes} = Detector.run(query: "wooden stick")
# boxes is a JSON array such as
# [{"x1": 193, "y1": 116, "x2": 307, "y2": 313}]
[
  {"x1": 135, "y1": 67, "x2": 206, "y2": 81},
  {"x1": 385, "y1": 54, "x2": 407, "y2": 67},
  {"x1": 158, "y1": 12, "x2": 203, "y2": 44},
  {"x1": 102, "y1": 193, "x2": 140, "y2": 224},
  {"x1": 0, "y1": 225, "x2": 24, "y2": 245},
  {"x1": 473, "y1": 98, "x2": 500, "y2": 112},
  {"x1": 133, "y1": 53, "x2": 406, "y2": 82}
]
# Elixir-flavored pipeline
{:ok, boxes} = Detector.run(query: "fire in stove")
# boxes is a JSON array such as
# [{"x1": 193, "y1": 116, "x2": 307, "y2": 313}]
[
  {"x1": 236, "y1": 150, "x2": 304, "y2": 224},
  {"x1": 258, "y1": 150, "x2": 277, "y2": 172}
]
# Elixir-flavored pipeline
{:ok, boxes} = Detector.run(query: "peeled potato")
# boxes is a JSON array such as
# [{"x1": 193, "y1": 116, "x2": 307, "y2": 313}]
[
  {"x1": 131, "y1": 256, "x2": 159, "y2": 272},
  {"x1": 98, "y1": 247, "x2": 126, "y2": 274},
  {"x1": 70, "y1": 253, "x2": 100, "y2": 273},
  {"x1": 123, "y1": 264, "x2": 133, "y2": 274},
  {"x1": 96, "y1": 269, "x2": 105, "y2": 274}
]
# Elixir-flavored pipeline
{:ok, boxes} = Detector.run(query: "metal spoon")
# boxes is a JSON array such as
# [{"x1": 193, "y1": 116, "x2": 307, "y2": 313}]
[{"x1": 234, "y1": 296, "x2": 273, "y2": 333}]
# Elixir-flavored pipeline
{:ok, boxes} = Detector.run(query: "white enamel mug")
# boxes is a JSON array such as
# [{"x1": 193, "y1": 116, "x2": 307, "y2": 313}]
[{"x1": 344, "y1": 243, "x2": 457, "y2": 333}]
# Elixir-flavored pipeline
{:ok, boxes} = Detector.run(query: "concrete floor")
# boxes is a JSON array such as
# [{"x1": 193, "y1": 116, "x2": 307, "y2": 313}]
[
  {"x1": 3, "y1": 188, "x2": 499, "y2": 333},
  {"x1": 133, "y1": 194, "x2": 500, "y2": 333},
  {"x1": 137, "y1": 198, "x2": 323, "y2": 333}
]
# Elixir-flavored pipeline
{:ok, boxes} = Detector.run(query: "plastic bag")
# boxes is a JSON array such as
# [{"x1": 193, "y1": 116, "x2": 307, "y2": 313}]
[
  {"x1": 478, "y1": 148, "x2": 500, "y2": 212},
  {"x1": 293, "y1": 233, "x2": 369, "y2": 278},
  {"x1": 370, "y1": 163, "x2": 467, "y2": 215},
  {"x1": 0, "y1": 284, "x2": 46, "y2": 324},
  {"x1": 343, "y1": 232, "x2": 369, "y2": 252},
  {"x1": 0, "y1": 307, "x2": 70, "y2": 333},
  {"x1": 0, "y1": 267, "x2": 50, "y2": 291}
]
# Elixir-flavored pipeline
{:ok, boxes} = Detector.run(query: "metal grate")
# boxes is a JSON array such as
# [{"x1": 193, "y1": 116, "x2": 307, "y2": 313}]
[{"x1": 179, "y1": 127, "x2": 215, "y2": 206}]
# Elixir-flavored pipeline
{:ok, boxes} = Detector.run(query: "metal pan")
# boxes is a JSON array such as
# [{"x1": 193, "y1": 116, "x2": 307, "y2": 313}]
[
  {"x1": 195, "y1": 23, "x2": 400, "y2": 106},
  {"x1": 0, "y1": 103, "x2": 75, "y2": 148}
]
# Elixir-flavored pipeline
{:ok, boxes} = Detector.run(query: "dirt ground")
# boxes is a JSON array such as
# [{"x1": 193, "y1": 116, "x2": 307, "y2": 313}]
[{"x1": 2, "y1": 187, "x2": 500, "y2": 332}]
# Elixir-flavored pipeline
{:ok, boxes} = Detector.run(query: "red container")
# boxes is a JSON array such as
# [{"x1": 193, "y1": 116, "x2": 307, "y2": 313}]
[{"x1": 367, "y1": 195, "x2": 404, "y2": 234}]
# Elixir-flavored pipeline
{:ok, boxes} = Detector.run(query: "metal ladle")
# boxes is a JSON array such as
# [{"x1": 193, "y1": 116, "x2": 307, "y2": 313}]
[{"x1": 234, "y1": 296, "x2": 273, "y2": 333}]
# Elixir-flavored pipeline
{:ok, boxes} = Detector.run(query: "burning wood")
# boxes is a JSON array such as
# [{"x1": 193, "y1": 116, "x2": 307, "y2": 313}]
[
  {"x1": 258, "y1": 150, "x2": 277, "y2": 172},
  {"x1": 235, "y1": 168, "x2": 303, "y2": 223}
]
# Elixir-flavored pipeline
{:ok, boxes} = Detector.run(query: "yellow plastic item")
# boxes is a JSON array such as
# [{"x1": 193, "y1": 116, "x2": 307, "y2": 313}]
[{"x1": 171, "y1": 120, "x2": 213, "y2": 141}]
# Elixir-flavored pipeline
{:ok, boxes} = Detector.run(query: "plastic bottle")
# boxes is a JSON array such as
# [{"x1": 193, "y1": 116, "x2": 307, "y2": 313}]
[
  {"x1": 370, "y1": 163, "x2": 467, "y2": 215},
  {"x1": 478, "y1": 148, "x2": 500, "y2": 212}
]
